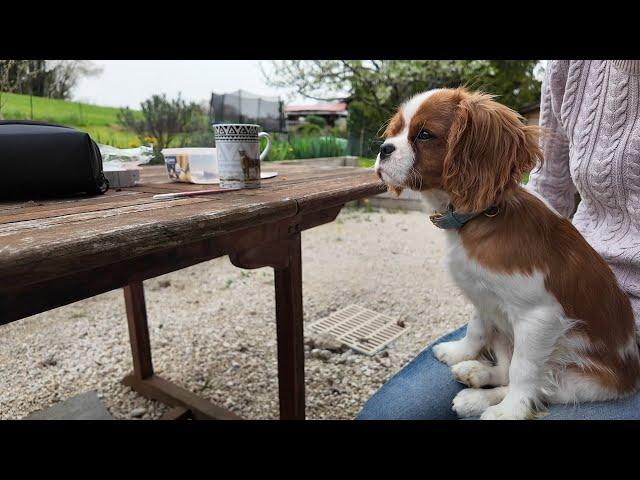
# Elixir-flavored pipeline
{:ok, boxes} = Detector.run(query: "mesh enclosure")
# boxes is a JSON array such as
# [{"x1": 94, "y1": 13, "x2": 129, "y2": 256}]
[{"x1": 210, "y1": 89, "x2": 286, "y2": 132}]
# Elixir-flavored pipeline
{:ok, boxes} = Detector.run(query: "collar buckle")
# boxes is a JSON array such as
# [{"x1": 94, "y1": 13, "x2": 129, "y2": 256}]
[{"x1": 429, "y1": 210, "x2": 446, "y2": 227}]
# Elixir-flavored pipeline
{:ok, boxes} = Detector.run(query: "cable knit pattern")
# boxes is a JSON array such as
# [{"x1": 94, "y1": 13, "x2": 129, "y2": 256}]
[{"x1": 529, "y1": 60, "x2": 640, "y2": 324}]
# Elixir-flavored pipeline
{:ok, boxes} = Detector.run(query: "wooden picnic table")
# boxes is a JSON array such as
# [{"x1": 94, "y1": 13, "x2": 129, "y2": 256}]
[{"x1": 0, "y1": 163, "x2": 385, "y2": 420}]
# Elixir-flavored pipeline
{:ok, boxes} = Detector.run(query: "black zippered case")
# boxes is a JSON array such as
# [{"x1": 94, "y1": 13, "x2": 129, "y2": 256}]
[{"x1": 0, "y1": 120, "x2": 109, "y2": 199}]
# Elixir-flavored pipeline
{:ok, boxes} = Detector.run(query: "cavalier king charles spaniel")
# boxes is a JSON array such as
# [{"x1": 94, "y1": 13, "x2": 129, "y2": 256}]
[{"x1": 375, "y1": 87, "x2": 640, "y2": 419}]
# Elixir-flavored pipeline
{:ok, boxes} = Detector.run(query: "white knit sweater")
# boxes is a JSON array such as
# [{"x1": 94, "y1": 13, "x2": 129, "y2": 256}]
[{"x1": 529, "y1": 60, "x2": 640, "y2": 323}]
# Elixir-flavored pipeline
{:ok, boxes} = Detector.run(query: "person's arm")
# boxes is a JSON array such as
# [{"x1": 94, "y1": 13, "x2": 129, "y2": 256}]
[{"x1": 527, "y1": 60, "x2": 577, "y2": 218}]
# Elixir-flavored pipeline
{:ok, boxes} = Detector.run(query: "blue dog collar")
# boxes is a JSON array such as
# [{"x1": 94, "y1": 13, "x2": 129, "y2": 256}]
[{"x1": 429, "y1": 204, "x2": 499, "y2": 229}]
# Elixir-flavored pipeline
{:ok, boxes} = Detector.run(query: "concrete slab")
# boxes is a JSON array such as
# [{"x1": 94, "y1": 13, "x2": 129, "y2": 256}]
[{"x1": 23, "y1": 391, "x2": 113, "y2": 420}]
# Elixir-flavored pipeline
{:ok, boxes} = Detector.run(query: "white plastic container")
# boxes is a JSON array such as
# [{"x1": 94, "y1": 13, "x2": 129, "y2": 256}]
[{"x1": 161, "y1": 148, "x2": 218, "y2": 184}]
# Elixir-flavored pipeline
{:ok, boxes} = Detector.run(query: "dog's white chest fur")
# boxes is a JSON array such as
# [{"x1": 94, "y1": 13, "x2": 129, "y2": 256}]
[
  {"x1": 418, "y1": 191, "x2": 609, "y2": 419},
  {"x1": 422, "y1": 190, "x2": 561, "y2": 330},
  {"x1": 444, "y1": 231, "x2": 562, "y2": 322}
]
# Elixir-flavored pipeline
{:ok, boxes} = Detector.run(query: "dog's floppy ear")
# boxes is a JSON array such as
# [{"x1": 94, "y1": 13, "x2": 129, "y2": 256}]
[{"x1": 442, "y1": 92, "x2": 542, "y2": 213}]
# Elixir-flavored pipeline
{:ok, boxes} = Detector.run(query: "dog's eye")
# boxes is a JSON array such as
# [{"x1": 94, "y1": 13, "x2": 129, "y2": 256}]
[{"x1": 416, "y1": 129, "x2": 434, "y2": 141}]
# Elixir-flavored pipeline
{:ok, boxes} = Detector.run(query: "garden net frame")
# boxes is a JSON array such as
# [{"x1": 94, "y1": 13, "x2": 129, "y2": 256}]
[{"x1": 210, "y1": 89, "x2": 286, "y2": 133}]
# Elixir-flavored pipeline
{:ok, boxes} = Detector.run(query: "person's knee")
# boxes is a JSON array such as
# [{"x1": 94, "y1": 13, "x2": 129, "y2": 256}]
[
  {"x1": 355, "y1": 326, "x2": 469, "y2": 420},
  {"x1": 355, "y1": 405, "x2": 384, "y2": 420},
  {"x1": 356, "y1": 396, "x2": 398, "y2": 420},
  {"x1": 356, "y1": 382, "x2": 459, "y2": 420},
  {"x1": 356, "y1": 385, "x2": 403, "y2": 420}
]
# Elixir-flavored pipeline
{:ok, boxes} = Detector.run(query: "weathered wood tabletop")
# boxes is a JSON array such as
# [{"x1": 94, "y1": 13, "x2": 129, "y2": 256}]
[{"x1": 0, "y1": 163, "x2": 385, "y2": 420}]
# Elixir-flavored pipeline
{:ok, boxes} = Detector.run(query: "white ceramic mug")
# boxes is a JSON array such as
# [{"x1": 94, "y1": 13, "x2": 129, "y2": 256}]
[{"x1": 212, "y1": 124, "x2": 271, "y2": 189}]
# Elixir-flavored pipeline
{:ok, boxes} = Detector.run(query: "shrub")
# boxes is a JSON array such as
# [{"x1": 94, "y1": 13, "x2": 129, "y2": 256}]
[
  {"x1": 327, "y1": 125, "x2": 347, "y2": 138},
  {"x1": 117, "y1": 93, "x2": 203, "y2": 164},
  {"x1": 304, "y1": 114, "x2": 327, "y2": 128},
  {"x1": 180, "y1": 129, "x2": 216, "y2": 148},
  {"x1": 291, "y1": 123, "x2": 322, "y2": 137}
]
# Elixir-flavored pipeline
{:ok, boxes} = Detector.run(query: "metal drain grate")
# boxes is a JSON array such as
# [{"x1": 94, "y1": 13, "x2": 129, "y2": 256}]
[{"x1": 308, "y1": 304, "x2": 409, "y2": 355}]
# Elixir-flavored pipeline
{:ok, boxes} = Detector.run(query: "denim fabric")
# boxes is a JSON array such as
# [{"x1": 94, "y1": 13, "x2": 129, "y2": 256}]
[{"x1": 357, "y1": 325, "x2": 640, "y2": 420}]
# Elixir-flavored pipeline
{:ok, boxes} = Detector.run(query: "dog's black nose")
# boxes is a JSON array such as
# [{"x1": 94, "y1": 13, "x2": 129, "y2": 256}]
[{"x1": 379, "y1": 143, "x2": 395, "y2": 159}]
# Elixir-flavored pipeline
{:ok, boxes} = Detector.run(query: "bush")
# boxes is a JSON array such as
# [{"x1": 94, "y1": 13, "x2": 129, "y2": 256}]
[
  {"x1": 179, "y1": 129, "x2": 216, "y2": 148},
  {"x1": 304, "y1": 115, "x2": 327, "y2": 128},
  {"x1": 179, "y1": 113, "x2": 216, "y2": 148},
  {"x1": 291, "y1": 123, "x2": 322, "y2": 137},
  {"x1": 327, "y1": 125, "x2": 347, "y2": 138},
  {"x1": 117, "y1": 93, "x2": 203, "y2": 164}
]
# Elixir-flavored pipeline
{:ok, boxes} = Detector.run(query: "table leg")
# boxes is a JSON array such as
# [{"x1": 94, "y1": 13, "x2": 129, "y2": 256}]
[
  {"x1": 229, "y1": 232, "x2": 306, "y2": 420},
  {"x1": 123, "y1": 281, "x2": 153, "y2": 379},
  {"x1": 274, "y1": 233, "x2": 305, "y2": 420},
  {"x1": 121, "y1": 281, "x2": 240, "y2": 420}
]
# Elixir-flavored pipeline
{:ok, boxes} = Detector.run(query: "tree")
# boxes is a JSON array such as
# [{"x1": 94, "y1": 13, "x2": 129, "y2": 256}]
[
  {"x1": 45, "y1": 60, "x2": 103, "y2": 99},
  {"x1": 0, "y1": 60, "x2": 102, "y2": 101},
  {"x1": 0, "y1": 60, "x2": 16, "y2": 119},
  {"x1": 117, "y1": 93, "x2": 204, "y2": 164},
  {"x1": 0, "y1": 60, "x2": 50, "y2": 96},
  {"x1": 0, "y1": 60, "x2": 55, "y2": 120},
  {"x1": 264, "y1": 60, "x2": 542, "y2": 156}
]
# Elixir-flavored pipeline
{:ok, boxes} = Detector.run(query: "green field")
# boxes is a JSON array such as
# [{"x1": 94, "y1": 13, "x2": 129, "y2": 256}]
[{"x1": 0, "y1": 92, "x2": 141, "y2": 147}]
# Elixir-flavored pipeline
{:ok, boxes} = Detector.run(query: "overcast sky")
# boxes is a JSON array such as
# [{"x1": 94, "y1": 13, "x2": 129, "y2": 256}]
[
  {"x1": 72, "y1": 60, "x2": 547, "y2": 109},
  {"x1": 73, "y1": 60, "x2": 306, "y2": 108}
]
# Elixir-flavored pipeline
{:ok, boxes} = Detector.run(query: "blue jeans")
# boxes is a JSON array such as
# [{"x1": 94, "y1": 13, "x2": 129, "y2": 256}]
[{"x1": 357, "y1": 325, "x2": 640, "y2": 420}]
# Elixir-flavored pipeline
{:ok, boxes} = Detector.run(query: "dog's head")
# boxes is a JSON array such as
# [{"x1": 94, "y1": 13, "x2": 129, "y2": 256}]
[{"x1": 375, "y1": 88, "x2": 542, "y2": 212}]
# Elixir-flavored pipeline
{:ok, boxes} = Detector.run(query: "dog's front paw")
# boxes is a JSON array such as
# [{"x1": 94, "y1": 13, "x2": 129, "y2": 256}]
[
  {"x1": 451, "y1": 360, "x2": 494, "y2": 387},
  {"x1": 480, "y1": 399, "x2": 533, "y2": 420},
  {"x1": 452, "y1": 388, "x2": 492, "y2": 418},
  {"x1": 433, "y1": 340, "x2": 477, "y2": 366}
]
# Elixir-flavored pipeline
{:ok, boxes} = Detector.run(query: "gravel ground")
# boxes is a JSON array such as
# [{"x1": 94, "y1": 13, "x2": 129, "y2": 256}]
[{"x1": 0, "y1": 206, "x2": 471, "y2": 420}]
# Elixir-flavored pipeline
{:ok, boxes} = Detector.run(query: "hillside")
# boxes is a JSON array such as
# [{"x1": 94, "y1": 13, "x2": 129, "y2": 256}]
[{"x1": 0, "y1": 92, "x2": 141, "y2": 147}]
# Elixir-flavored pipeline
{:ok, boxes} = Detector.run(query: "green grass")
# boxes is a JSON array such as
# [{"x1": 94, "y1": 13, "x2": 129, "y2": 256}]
[
  {"x1": 262, "y1": 136, "x2": 349, "y2": 161},
  {"x1": 0, "y1": 91, "x2": 141, "y2": 148},
  {"x1": 358, "y1": 157, "x2": 375, "y2": 168},
  {"x1": 288, "y1": 136, "x2": 348, "y2": 159}
]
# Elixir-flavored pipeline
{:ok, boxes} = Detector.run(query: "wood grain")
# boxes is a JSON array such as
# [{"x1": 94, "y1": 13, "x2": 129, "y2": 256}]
[
  {"x1": 0, "y1": 164, "x2": 384, "y2": 293},
  {"x1": 122, "y1": 373, "x2": 241, "y2": 420},
  {"x1": 0, "y1": 163, "x2": 383, "y2": 421},
  {"x1": 123, "y1": 282, "x2": 154, "y2": 379},
  {"x1": 0, "y1": 211, "x2": 329, "y2": 324}
]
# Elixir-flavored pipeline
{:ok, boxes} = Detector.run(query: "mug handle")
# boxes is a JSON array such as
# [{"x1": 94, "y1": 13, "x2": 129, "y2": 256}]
[{"x1": 258, "y1": 132, "x2": 271, "y2": 161}]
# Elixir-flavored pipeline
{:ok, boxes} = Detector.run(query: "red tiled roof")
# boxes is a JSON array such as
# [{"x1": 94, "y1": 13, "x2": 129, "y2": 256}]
[{"x1": 285, "y1": 102, "x2": 348, "y2": 113}]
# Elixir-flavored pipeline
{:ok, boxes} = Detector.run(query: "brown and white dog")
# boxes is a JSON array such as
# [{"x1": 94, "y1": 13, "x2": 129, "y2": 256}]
[{"x1": 375, "y1": 87, "x2": 640, "y2": 419}]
